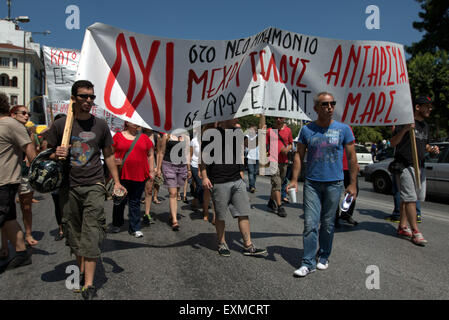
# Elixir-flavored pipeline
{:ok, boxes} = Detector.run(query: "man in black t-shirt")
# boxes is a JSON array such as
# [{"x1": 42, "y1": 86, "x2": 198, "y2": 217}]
[
  {"x1": 200, "y1": 119, "x2": 266, "y2": 257},
  {"x1": 46, "y1": 80, "x2": 126, "y2": 299},
  {"x1": 390, "y1": 96, "x2": 439, "y2": 246}
]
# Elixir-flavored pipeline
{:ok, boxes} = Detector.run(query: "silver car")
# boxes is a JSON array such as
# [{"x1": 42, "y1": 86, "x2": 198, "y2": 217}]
[{"x1": 364, "y1": 142, "x2": 449, "y2": 198}]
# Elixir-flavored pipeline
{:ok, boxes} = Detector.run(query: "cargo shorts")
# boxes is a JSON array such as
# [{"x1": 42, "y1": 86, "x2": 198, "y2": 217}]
[
  {"x1": 270, "y1": 163, "x2": 288, "y2": 192},
  {"x1": 60, "y1": 184, "x2": 107, "y2": 259}
]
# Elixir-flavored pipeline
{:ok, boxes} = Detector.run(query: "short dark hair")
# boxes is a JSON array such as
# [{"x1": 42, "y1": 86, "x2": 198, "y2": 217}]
[
  {"x1": 0, "y1": 92, "x2": 10, "y2": 115},
  {"x1": 54, "y1": 113, "x2": 66, "y2": 121},
  {"x1": 71, "y1": 80, "x2": 94, "y2": 97}
]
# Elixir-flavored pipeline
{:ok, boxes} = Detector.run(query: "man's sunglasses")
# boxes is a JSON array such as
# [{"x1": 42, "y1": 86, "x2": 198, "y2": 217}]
[
  {"x1": 16, "y1": 111, "x2": 31, "y2": 116},
  {"x1": 76, "y1": 94, "x2": 96, "y2": 100},
  {"x1": 320, "y1": 101, "x2": 336, "y2": 107}
]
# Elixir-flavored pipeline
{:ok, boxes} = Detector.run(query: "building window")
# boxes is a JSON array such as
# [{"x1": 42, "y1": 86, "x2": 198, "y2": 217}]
[
  {"x1": 0, "y1": 57, "x2": 10, "y2": 67},
  {"x1": 12, "y1": 58, "x2": 18, "y2": 68},
  {"x1": 0, "y1": 74, "x2": 10, "y2": 86},
  {"x1": 11, "y1": 76, "x2": 18, "y2": 87},
  {"x1": 10, "y1": 95, "x2": 18, "y2": 105}
]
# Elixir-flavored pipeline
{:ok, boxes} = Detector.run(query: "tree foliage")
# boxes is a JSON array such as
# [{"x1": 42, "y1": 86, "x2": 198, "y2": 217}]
[
  {"x1": 407, "y1": 50, "x2": 449, "y2": 139},
  {"x1": 406, "y1": 0, "x2": 449, "y2": 55}
]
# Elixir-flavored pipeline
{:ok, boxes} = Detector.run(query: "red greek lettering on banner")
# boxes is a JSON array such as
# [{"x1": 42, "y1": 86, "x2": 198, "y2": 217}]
[{"x1": 104, "y1": 33, "x2": 174, "y2": 130}]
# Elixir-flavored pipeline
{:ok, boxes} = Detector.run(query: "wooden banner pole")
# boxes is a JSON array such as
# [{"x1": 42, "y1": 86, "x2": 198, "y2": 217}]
[
  {"x1": 59, "y1": 99, "x2": 74, "y2": 160},
  {"x1": 409, "y1": 126, "x2": 421, "y2": 190}
]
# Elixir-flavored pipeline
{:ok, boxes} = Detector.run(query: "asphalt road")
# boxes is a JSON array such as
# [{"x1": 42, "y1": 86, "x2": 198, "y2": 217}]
[{"x1": 1, "y1": 174, "x2": 449, "y2": 301}]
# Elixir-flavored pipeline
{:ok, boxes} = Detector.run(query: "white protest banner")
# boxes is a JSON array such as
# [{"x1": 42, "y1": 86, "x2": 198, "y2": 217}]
[
  {"x1": 43, "y1": 46, "x2": 80, "y2": 102},
  {"x1": 77, "y1": 23, "x2": 414, "y2": 132},
  {"x1": 45, "y1": 101, "x2": 124, "y2": 132},
  {"x1": 43, "y1": 45, "x2": 124, "y2": 131}
]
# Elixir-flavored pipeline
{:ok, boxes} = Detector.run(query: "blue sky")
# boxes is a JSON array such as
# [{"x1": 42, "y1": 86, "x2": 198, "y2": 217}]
[{"x1": 5, "y1": 0, "x2": 424, "y2": 54}]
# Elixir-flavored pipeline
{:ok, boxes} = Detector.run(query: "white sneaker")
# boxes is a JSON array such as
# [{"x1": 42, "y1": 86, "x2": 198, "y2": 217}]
[
  {"x1": 134, "y1": 231, "x2": 143, "y2": 238},
  {"x1": 293, "y1": 266, "x2": 315, "y2": 277},
  {"x1": 317, "y1": 261, "x2": 329, "y2": 270}
]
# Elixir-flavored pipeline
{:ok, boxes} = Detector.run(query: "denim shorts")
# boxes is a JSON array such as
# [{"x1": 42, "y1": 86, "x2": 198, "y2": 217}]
[
  {"x1": 162, "y1": 160, "x2": 187, "y2": 188},
  {"x1": 211, "y1": 179, "x2": 251, "y2": 220}
]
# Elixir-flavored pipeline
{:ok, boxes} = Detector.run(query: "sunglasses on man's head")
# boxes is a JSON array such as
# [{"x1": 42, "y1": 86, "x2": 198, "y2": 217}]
[
  {"x1": 320, "y1": 101, "x2": 336, "y2": 107},
  {"x1": 16, "y1": 111, "x2": 31, "y2": 116},
  {"x1": 76, "y1": 94, "x2": 96, "y2": 100}
]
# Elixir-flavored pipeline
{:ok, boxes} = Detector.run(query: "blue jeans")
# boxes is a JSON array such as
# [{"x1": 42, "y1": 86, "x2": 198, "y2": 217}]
[
  {"x1": 301, "y1": 179, "x2": 343, "y2": 269},
  {"x1": 112, "y1": 179, "x2": 145, "y2": 233},
  {"x1": 247, "y1": 161, "x2": 259, "y2": 189},
  {"x1": 392, "y1": 173, "x2": 421, "y2": 215},
  {"x1": 281, "y1": 165, "x2": 293, "y2": 199},
  {"x1": 191, "y1": 167, "x2": 203, "y2": 204}
]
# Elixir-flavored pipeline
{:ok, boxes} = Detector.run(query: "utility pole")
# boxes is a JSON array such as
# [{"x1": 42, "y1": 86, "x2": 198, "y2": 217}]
[{"x1": 7, "y1": 0, "x2": 11, "y2": 21}]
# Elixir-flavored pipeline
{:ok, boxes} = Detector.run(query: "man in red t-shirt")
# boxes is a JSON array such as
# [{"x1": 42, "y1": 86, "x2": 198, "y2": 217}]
[{"x1": 267, "y1": 117, "x2": 293, "y2": 217}]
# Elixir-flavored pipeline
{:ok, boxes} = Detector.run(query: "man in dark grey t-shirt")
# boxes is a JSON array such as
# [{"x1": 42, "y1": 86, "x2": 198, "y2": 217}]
[
  {"x1": 390, "y1": 96, "x2": 439, "y2": 246},
  {"x1": 46, "y1": 80, "x2": 125, "y2": 299}
]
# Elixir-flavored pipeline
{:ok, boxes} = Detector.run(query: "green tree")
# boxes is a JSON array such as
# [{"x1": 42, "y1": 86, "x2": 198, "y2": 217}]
[
  {"x1": 406, "y1": 0, "x2": 449, "y2": 55},
  {"x1": 407, "y1": 50, "x2": 449, "y2": 140}
]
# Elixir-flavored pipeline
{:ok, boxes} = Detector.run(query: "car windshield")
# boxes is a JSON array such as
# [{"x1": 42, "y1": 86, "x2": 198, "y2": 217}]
[{"x1": 356, "y1": 145, "x2": 369, "y2": 153}]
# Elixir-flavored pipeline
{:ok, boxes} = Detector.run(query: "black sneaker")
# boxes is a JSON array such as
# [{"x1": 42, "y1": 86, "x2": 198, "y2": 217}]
[
  {"x1": 417, "y1": 214, "x2": 422, "y2": 223},
  {"x1": 81, "y1": 285, "x2": 97, "y2": 300},
  {"x1": 218, "y1": 243, "x2": 231, "y2": 257},
  {"x1": 5, "y1": 251, "x2": 32, "y2": 270},
  {"x1": 277, "y1": 206, "x2": 287, "y2": 218},
  {"x1": 142, "y1": 214, "x2": 151, "y2": 225},
  {"x1": 386, "y1": 214, "x2": 400, "y2": 223},
  {"x1": 340, "y1": 214, "x2": 358, "y2": 226},
  {"x1": 243, "y1": 243, "x2": 267, "y2": 256},
  {"x1": 267, "y1": 198, "x2": 276, "y2": 210}
]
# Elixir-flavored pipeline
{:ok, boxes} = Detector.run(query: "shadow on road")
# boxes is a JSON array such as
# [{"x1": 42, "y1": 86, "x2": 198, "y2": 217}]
[
  {"x1": 265, "y1": 245, "x2": 303, "y2": 268},
  {"x1": 40, "y1": 256, "x2": 124, "y2": 291}
]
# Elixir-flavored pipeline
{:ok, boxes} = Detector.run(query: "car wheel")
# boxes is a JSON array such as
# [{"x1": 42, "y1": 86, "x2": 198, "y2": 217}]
[{"x1": 372, "y1": 171, "x2": 392, "y2": 194}]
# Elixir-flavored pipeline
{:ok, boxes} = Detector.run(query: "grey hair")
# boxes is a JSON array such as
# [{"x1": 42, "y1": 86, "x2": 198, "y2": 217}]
[{"x1": 313, "y1": 92, "x2": 334, "y2": 107}]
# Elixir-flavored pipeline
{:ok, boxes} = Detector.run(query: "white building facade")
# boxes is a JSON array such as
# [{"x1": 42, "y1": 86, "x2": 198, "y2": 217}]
[{"x1": 0, "y1": 20, "x2": 45, "y2": 124}]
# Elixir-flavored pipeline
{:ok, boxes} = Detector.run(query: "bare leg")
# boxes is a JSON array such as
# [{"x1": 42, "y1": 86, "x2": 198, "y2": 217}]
[
  {"x1": 404, "y1": 201, "x2": 419, "y2": 232},
  {"x1": 82, "y1": 257, "x2": 97, "y2": 288},
  {"x1": 19, "y1": 192, "x2": 38, "y2": 246},
  {"x1": 272, "y1": 190, "x2": 282, "y2": 207},
  {"x1": 215, "y1": 219, "x2": 226, "y2": 244},
  {"x1": 153, "y1": 184, "x2": 160, "y2": 203},
  {"x1": 202, "y1": 188, "x2": 210, "y2": 221},
  {"x1": 144, "y1": 179, "x2": 153, "y2": 216},
  {"x1": 237, "y1": 216, "x2": 251, "y2": 247},
  {"x1": 2, "y1": 220, "x2": 27, "y2": 253},
  {"x1": 168, "y1": 187, "x2": 178, "y2": 224}
]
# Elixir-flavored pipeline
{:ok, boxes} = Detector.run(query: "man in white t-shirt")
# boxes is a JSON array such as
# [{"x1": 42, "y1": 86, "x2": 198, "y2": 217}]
[{"x1": 245, "y1": 126, "x2": 259, "y2": 193}]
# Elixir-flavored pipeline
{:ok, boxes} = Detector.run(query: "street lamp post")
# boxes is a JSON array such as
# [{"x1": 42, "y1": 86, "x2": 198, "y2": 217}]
[{"x1": 22, "y1": 29, "x2": 51, "y2": 105}]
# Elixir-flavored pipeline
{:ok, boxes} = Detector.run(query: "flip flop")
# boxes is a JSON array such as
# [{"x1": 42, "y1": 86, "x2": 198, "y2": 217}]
[
  {"x1": 25, "y1": 235, "x2": 38, "y2": 246},
  {"x1": 152, "y1": 199, "x2": 161, "y2": 204}
]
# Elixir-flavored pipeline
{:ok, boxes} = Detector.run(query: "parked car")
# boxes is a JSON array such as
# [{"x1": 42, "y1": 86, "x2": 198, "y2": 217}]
[
  {"x1": 355, "y1": 144, "x2": 373, "y2": 174},
  {"x1": 364, "y1": 142, "x2": 449, "y2": 197},
  {"x1": 375, "y1": 146, "x2": 394, "y2": 162}
]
